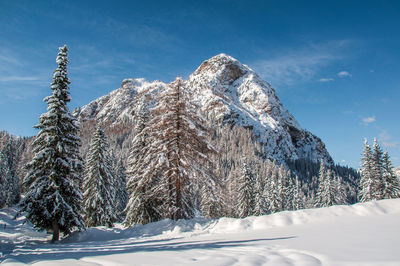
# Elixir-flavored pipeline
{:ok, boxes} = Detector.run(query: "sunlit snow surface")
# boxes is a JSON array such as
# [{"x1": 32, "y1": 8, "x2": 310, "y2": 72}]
[{"x1": 2, "y1": 199, "x2": 400, "y2": 265}]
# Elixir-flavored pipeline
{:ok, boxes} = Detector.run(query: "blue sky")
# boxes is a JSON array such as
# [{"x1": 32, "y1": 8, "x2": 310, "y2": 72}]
[{"x1": 1, "y1": 0, "x2": 399, "y2": 168}]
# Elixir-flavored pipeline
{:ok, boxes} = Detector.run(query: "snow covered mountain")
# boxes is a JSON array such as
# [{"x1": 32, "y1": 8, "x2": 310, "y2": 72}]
[{"x1": 74, "y1": 54, "x2": 332, "y2": 164}]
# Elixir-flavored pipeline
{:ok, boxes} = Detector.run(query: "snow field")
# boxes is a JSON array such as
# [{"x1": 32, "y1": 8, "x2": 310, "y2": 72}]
[{"x1": 2, "y1": 199, "x2": 400, "y2": 265}]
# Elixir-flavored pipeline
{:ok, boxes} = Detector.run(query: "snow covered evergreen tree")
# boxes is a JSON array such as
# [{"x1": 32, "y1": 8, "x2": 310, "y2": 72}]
[
  {"x1": 359, "y1": 139, "x2": 374, "y2": 202},
  {"x1": 371, "y1": 138, "x2": 384, "y2": 200},
  {"x1": 124, "y1": 97, "x2": 160, "y2": 226},
  {"x1": 278, "y1": 164, "x2": 289, "y2": 210},
  {"x1": 315, "y1": 161, "x2": 338, "y2": 207},
  {"x1": 0, "y1": 151, "x2": 10, "y2": 208},
  {"x1": 0, "y1": 135, "x2": 20, "y2": 207},
  {"x1": 382, "y1": 151, "x2": 400, "y2": 199},
  {"x1": 292, "y1": 176, "x2": 305, "y2": 210},
  {"x1": 237, "y1": 161, "x2": 254, "y2": 218},
  {"x1": 315, "y1": 160, "x2": 327, "y2": 207},
  {"x1": 114, "y1": 158, "x2": 128, "y2": 220},
  {"x1": 125, "y1": 78, "x2": 217, "y2": 223},
  {"x1": 200, "y1": 179, "x2": 222, "y2": 218},
  {"x1": 83, "y1": 123, "x2": 117, "y2": 227},
  {"x1": 17, "y1": 45, "x2": 84, "y2": 242},
  {"x1": 253, "y1": 173, "x2": 267, "y2": 216},
  {"x1": 334, "y1": 175, "x2": 347, "y2": 205},
  {"x1": 266, "y1": 162, "x2": 281, "y2": 213}
]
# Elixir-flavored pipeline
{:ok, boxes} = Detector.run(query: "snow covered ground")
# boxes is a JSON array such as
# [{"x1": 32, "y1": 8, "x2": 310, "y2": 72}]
[{"x1": 1, "y1": 199, "x2": 400, "y2": 266}]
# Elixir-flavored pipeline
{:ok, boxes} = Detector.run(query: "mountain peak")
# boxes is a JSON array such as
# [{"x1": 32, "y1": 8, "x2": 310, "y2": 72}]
[
  {"x1": 76, "y1": 53, "x2": 333, "y2": 165},
  {"x1": 192, "y1": 54, "x2": 254, "y2": 87}
]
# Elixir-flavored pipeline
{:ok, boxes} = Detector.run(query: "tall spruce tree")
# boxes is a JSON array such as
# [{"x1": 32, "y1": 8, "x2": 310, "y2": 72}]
[
  {"x1": 371, "y1": 138, "x2": 384, "y2": 200},
  {"x1": 124, "y1": 97, "x2": 160, "y2": 226},
  {"x1": 149, "y1": 78, "x2": 217, "y2": 220},
  {"x1": 359, "y1": 139, "x2": 374, "y2": 202},
  {"x1": 83, "y1": 123, "x2": 117, "y2": 227},
  {"x1": 17, "y1": 45, "x2": 84, "y2": 242},
  {"x1": 382, "y1": 151, "x2": 400, "y2": 199},
  {"x1": 125, "y1": 78, "x2": 217, "y2": 223}
]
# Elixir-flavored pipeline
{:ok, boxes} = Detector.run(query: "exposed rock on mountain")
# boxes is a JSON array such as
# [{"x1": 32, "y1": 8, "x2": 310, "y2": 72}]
[{"x1": 73, "y1": 54, "x2": 333, "y2": 165}]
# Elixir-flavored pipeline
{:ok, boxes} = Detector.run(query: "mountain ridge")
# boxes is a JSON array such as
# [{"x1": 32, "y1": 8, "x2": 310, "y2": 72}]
[{"x1": 73, "y1": 53, "x2": 333, "y2": 165}]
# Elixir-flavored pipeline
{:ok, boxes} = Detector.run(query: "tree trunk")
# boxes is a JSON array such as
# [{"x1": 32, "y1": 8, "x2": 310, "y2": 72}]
[{"x1": 51, "y1": 220, "x2": 60, "y2": 243}]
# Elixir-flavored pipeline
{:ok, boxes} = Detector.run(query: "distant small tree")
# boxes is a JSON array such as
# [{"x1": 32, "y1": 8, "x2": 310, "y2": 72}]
[
  {"x1": 266, "y1": 162, "x2": 281, "y2": 213},
  {"x1": 334, "y1": 175, "x2": 348, "y2": 205},
  {"x1": 292, "y1": 176, "x2": 305, "y2": 210},
  {"x1": 253, "y1": 173, "x2": 267, "y2": 216},
  {"x1": 0, "y1": 151, "x2": 10, "y2": 207},
  {"x1": 0, "y1": 136, "x2": 20, "y2": 207},
  {"x1": 200, "y1": 178, "x2": 222, "y2": 218},
  {"x1": 315, "y1": 161, "x2": 337, "y2": 207},
  {"x1": 83, "y1": 123, "x2": 117, "y2": 227},
  {"x1": 237, "y1": 161, "x2": 254, "y2": 218}
]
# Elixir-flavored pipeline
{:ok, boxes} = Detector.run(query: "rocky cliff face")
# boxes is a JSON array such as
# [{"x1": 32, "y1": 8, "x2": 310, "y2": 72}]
[{"x1": 73, "y1": 54, "x2": 333, "y2": 164}]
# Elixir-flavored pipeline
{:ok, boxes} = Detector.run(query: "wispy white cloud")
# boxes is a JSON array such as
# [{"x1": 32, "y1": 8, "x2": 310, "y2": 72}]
[
  {"x1": 319, "y1": 78, "x2": 334, "y2": 82},
  {"x1": 379, "y1": 130, "x2": 400, "y2": 149},
  {"x1": 343, "y1": 110, "x2": 354, "y2": 115},
  {"x1": 362, "y1": 116, "x2": 376, "y2": 124},
  {"x1": 251, "y1": 40, "x2": 350, "y2": 86},
  {"x1": 338, "y1": 71, "x2": 352, "y2": 78},
  {"x1": 0, "y1": 76, "x2": 40, "y2": 82},
  {"x1": 0, "y1": 47, "x2": 49, "y2": 101}
]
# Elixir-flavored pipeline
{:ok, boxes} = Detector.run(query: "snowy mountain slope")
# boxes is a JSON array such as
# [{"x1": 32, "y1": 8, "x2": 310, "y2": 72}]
[
  {"x1": 186, "y1": 54, "x2": 331, "y2": 163},
  {"x1": 2, "y1": 199, "x2": 400, "y2": 265},
  {"x1": 73, "y1": 54, "x2": 332, "y2": 164}
]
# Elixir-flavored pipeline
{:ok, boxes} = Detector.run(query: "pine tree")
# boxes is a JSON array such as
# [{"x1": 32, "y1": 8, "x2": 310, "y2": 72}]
[
  {"x1": 0, "y1": 136, "x2": 20, "y2": 207},
  {"x1": 200, "y1": 179, "x2": 222, "y2": 218},
  {"x1": 315, "y1": 160, "x2": 327, "y2": 207},
  {"x1": 0, "y1": 151, "x2": 10, "y2": 208},
  {"x1": 292, "y1": 176, "x2": 305, "y2": 210},
  {"x1": 315, "y1": 168, "x2": 338, "y2": 207},
  {"x1": 334, "y1": 175, "x2": 347, "y2": 205},
  {"x1": 382, "y1": 151, "x2": 400, "y2": 199},
  {"x1": 114, "y1": 158, "x2": 128, "y2": 220},
  {"x1": 17, "y1": 45, "x2": 84, "y2": 242},
  {"x1": 371, "y1": 138, "x2": 384, "y2": 200},
  {"x1": 125, "y1": 78, "x2": 217, "y2": 223},
  {"x1": 278, "y1": 165, "x2": 290, "y2": 210},
  {"x1": 266, "y1": 162, "x2": 281, "y2": 213},
  {"x1": 253, "y1": 173, "x2": 267, "y2": 216},
  {"x1": 237, "y1": 161, "x2": 254, "y2": 218},
  {"x1": 359, "y1": 139, "x2": 374, "y2": 202},
  {"x1": 83, "y1": 123, "x2": 117, "y2": 227},
  {"x1": 124, "y1": 97, "x2": 160, "y2": 226}
]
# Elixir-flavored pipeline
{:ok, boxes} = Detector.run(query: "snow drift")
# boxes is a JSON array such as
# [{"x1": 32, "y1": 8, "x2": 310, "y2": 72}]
[{"x1": 2, "y1": 199, "x2": 400, "y2": 265}]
